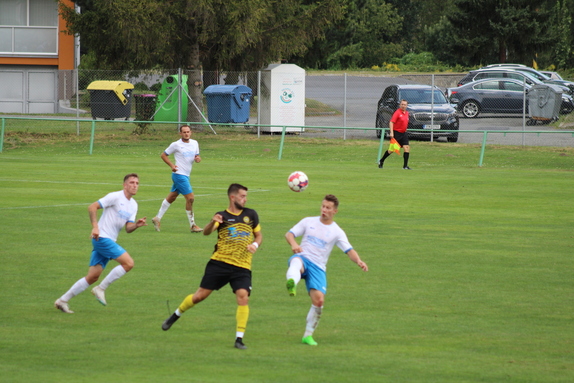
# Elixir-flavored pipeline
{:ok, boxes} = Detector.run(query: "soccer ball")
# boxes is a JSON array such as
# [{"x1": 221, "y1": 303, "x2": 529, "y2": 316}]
[{"x1": 288, "y1": 171, "x2": 309, "y2": 192}]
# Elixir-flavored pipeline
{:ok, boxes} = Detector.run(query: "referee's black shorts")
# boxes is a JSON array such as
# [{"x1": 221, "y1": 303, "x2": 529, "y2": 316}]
[
  {"x1": 200, "y1": 259, "x2": 252, "y2": 295},
  {"x1": 393, "y1": 131, "x2": 409, "y2": 147}
]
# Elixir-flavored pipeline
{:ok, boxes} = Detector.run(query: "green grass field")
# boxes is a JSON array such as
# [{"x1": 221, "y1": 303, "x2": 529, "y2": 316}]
[{"x1": 1, "y1": 130, "x2": 573, "y2": 382}]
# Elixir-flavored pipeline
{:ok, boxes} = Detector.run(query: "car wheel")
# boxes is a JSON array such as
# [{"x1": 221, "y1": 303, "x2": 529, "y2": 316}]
[
  {"x1": 447, "y1": 132, "x2": 459, "y2": 142},
  {"x1": 461, "y1": 100, "x2": 480, "y2": 118}
]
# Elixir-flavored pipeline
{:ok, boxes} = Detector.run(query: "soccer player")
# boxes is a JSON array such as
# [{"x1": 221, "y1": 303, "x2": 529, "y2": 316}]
[
  {"x1": 152, "y1": 124, "x2": 203, "y2": 233},
  {"x1": 285, "y1": 194, "x2": 368, "y2": 346},
  {"x1": 54, "y1": 174, "x2": 147, "y2": 313},
  {"x1": 378, "y1": 99, "x2": 412, "y2": 169},
  {"x1": 161, "y1": 183, "x2": 262, "y2": 350}
]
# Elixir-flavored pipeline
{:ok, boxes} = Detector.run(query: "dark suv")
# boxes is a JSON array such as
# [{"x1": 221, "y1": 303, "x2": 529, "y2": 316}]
[{"x1": 375, "y1": 84, "x2": 460, "y2": 142}]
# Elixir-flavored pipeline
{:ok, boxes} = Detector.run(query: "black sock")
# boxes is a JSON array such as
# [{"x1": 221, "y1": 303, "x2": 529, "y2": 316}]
[
  {"x1": 403, "y1": 152, "x2": 410, "y2": 167},
  {"x1": 380, "y1": 151, "x2": 391, "y2": 163}
]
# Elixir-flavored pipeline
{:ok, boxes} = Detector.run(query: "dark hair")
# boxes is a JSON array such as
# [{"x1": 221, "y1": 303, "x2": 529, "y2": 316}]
[
  {"x1": 124, "y1": 173, "x2": 139, "y2": 182},
  {"x1": 179, "y1": 124, "x2": 191, "y2": 132},
  {"x1": 228, "y1": 183, "x2": 248, "y2": 196},
  {"x1": 400, "y1": 99, "x2": 408, "y2": 104},
  {"x1": 324, "y1": 194, "x2": 339, "y2": 208}
]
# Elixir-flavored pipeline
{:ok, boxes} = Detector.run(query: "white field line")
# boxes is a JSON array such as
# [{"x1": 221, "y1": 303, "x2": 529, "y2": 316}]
[{"x1": 0, "y1": 179, "x2": 269, "y2": 210}]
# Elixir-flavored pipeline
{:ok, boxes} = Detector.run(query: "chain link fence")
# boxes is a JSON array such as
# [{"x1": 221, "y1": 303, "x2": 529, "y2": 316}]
[{"x1": 1, "y1": 69, "x2": 573, "y2": 149}]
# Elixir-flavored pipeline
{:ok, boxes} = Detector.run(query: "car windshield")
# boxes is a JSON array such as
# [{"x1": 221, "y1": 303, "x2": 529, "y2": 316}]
[{"x1": 400, "y1": 89, "x2": 447, "y2": 104}]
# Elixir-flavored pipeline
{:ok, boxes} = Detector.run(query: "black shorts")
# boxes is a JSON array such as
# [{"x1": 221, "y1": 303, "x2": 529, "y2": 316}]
[
  {"x1": 200, "y1": 259, "x2": 252, "y2": 295},
  {"x1": 393, "y1": 131, "x2": 409, "y2": 147}
]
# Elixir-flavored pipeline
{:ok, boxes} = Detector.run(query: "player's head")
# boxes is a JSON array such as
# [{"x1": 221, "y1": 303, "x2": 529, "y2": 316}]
[
  {"x1": 228, "y1": 183, "x2": 248, "y2": 209},
  {"x1": 321, "y1": 194, "x2": 339, "y2": 223},
  {"x1": 399, "y1": 99, "x2": 408, "y2": 111},
  {"x1": 123, "y1": 173, "x2": 140, "y2": 196},
  {"x1": 179, "y1": 125, "x2": 192, "y2": 141}
]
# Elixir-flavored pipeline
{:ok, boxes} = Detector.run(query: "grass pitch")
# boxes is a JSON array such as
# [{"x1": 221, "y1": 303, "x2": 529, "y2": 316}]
[{"x1": 0, "y1": 130, "x2": 573, "y2": 382}]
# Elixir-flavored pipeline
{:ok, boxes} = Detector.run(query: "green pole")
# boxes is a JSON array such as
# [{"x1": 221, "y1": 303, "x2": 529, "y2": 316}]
[
  {"x1": 478, "y1": 131, "x2": 488, "y2": 167},
  {"x1": 278, "y1": 126, "x2": 287, "y2": 160},
  {"x1": 89, "y1": 120, "x2": 96, "y2": 155},
  {"x1": 376, "y1": 128, "x2": 386, "y2": 163},
  {"x1": 0, "y1": 118, "x2": 5, "y2": 153}
]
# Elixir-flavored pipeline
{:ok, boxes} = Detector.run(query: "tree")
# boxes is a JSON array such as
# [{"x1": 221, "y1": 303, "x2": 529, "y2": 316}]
[{"x1": 447, "y1": 0, "x2": 551, "y2": 66}]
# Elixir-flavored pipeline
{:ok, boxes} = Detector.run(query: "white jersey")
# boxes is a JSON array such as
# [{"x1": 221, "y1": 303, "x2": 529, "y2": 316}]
[
  {"x1": 289, "y1": 216, "x2": 353, "y2": 271},
  {"x1": 164, "y1": 138, "x2": 200, "y2": 177},
  {"x1": 97, "y1": 190, "x2": 138, "y2": 242}
]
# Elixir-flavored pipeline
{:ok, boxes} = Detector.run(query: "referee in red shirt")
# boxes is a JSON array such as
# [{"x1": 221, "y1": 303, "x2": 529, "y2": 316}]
[{"x1": 378, "y1": 99, "x2": 412, "y2": 170}]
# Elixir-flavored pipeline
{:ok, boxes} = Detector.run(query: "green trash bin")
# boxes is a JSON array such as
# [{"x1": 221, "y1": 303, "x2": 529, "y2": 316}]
[{"x1": 155, "y1": 75, "x2": 188, "y2": 121}]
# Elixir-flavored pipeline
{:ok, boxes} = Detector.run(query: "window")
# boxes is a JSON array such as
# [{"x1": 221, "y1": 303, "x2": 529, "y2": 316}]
[
  {"x1": 474, "y1": 81, "x2": 500, "y2": 90},
  {"x1": 0, "y1": 0, "x2": 58, "y2": 55}
]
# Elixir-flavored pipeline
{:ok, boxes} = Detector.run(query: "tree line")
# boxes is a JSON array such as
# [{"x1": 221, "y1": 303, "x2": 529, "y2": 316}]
[{"x1": 60, "y1": 0, "x2": 573, "y2": 71}]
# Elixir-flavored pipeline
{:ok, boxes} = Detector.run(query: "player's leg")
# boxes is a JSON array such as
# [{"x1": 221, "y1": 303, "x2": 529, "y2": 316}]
[
  {"x1": 286, "y1": 255, "x2": 304, "y2": 296},
  {"x1": 91, "y1": 243, "x2": 133, "y2": 306},
  {"x1": 378, "y1": 149, "x2": 393, "y2": 168},
  {"x1": 55, "y1": 264, "x2": 103, "y2": 314},
  {"x1": 162, "y1": 287, "x2": 213, "y2": 331},
  {"x1": 184, "y1": 192, "x2": 202, "y2": 232},
  {"x1": 402, "y1": 144, "x2": 411, "y2": 169},
  {"x1": 234, "y1": 288, "x2": 250, "y2": 350},
  {"x1": 302, "y1": 289, "x2": 325, "y2": 346},
  {"x1": 153, "y1": 191, "x2": 179, "y2": 231}
]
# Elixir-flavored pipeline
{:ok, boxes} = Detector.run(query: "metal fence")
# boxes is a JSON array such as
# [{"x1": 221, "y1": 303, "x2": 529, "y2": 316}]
[{"x1": 1, "y1": 69, "x2": 574, "y2": 149}]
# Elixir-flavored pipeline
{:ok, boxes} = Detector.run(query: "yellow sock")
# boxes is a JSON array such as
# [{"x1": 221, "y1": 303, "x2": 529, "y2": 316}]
[
  {"x1": 236, "y1": 305, "x2": 249, "y2": 334},
  {"x1": 178, "y1": 294, "x2": 195, "y2": 313}
]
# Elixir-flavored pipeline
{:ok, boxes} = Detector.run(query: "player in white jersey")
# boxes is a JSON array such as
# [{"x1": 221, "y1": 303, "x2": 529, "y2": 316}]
[
  {"x1": 152, "y1": 125, "x2": 203, "y2": 233},
  {"x1": 54, "y1": 174, "x2": 147, "y2": 314},
  {"x1": 285, "y1": 194, "x2": 368, "y2": 346}
]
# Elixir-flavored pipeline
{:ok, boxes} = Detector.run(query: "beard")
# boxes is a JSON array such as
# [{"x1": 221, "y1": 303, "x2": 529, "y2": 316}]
[{"x1": 233, "y1": 201, "x2": 244, "y2": 210}]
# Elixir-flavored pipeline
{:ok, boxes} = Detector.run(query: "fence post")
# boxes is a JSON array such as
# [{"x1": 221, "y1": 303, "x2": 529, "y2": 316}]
[
  {"x1": 377, "y1": 128, "x2": 386, "y2": 163},
  {"x1": 478, "y1": 131, "x2": 488, "y2": 167},
  {"x1": 89, "y1": 120, "x2": 96, "y2": 155},
  {"x1": 278, "y1": 125, "x2": 287, "y2": 160},
  {"x1": 0, "y1": 118, "x2": 5, "y2": 153}
]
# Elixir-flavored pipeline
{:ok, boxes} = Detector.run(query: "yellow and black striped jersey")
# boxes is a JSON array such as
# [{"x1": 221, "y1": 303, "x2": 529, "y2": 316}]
[{"x1": 210, "y1": 208, "x2": 261, "y2": 270}]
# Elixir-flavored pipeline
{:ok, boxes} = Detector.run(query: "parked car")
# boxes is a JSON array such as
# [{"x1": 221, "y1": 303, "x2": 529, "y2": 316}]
[
  {"x1": 540, "y1": 70, "x2": 563, "y2": 80},
  {"x1": 485, "y1": 65, "x2": 574, "y2": 94},
  {"x1": 375, "y1": 84, "x2": 459, "y2": 142},
  {"x1": 447, "y1": 78, "x2": 574, "y2": 118}
]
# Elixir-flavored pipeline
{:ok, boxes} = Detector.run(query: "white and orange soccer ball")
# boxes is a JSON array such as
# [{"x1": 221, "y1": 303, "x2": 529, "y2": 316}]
[{"x1": 287, "y1": 171, "x2": 309, "y2": 192}]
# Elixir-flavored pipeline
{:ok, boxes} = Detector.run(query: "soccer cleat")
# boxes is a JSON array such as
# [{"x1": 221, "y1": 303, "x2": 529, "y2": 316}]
[
  {"x1": 54, "y1": 299, "x2": 74, "y2": 314},
  {"x1": 403, "y1": 166, "x2": 412, "y2": 170},
  {"x1": 162, "y1": 313, "x2": 180, "y2": 331},
  {"x1": 286, "y1": 278, "x2": 296, "y2": 297},
  {"x1": 302, "y1": 335, "x2": 318, "y2": 346},
  {"x1": 190, "y1": 224, "x2": 203, "y2": 233},
  {"x1": 91, "y1": 286, "x2": 107, "y2": 306},
  {"x1": 234, "y1": 337, "x2": 247, "y2": 350},
  {"x1": 378, "y1": 160, "x2": 383, "y2": 169},
  {"x1": 152, "y1": 217, "x2": 161, "y2": 232}
]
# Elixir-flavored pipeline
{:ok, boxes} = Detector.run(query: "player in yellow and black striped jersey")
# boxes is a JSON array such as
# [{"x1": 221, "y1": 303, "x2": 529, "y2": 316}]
[
  {"x1": 210, "y1": 208, "x2": 260, "y2": 270},
  {"x1": 161, "y1": 183, "x2": 262, "y2": 350}
]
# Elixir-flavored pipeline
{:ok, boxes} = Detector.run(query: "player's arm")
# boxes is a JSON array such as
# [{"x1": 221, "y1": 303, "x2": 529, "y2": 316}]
[
  {"x1": 125, "y1": 217, "x2": 147, "y2": 233},
  {"x1": 194, "y1": 154, "x2": 201, "y2": 163},
  {"x1": 389, "y1": 120, "x2": 395, "y2": 138},
  {"x1": 346, "y1": 249, "x2": 368, "y2": 271},
  {"x1": 160, "y1": 151, "x2": 177, "y2": 172},
  {"x1": 248, "y1": 229, "x2": 262, "y2": 254},
  {"x1": 88, "y1": 201, "x2": 102, "y2": 240},
  {"x1": 203, "y1": 213, "x2": 223, "y2": 236},
  {"x1": 285, "y1": 231, "x2": 303, "y2": 254}
]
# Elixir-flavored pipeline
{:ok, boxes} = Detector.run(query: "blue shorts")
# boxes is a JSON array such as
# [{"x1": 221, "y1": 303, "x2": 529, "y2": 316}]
[
  {"x1": 170, "y1": 173, "x2": 193, "y2": 196},
  {"x1": 288, "y1": 255, "x2": 327, "y2": 295},
  {"x1": 89, "y1": 238, "x2": 126, "y2": 269}
]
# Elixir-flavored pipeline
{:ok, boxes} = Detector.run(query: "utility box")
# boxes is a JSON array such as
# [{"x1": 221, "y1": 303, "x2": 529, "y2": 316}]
[
  {"x1": 259, "y1": 64, "x2": 305, "y2": 133},
  {"x1": 155, "y1": 74, "x2": 188, "y2": 122},
  {"x1": 203, "y1": 85, "x2": 252, "y2": 123},
  {"x1": 87, "y1": 81, "x2": 134, "y2": 120},
  {"x1": 528, "y1": 84, "x2": 562, "y2": 121}
]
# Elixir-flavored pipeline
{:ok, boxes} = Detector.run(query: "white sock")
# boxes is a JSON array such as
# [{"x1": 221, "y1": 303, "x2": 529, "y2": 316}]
[
  {"x1": 157, "y1": 199, "x2": 171, "y2": 220},
  {"x1": 60, "y1": 277, "x2": 90, "y2": 302},
  {"x1": 98, "y1": 265, "x2": 127, "y2": 290},
  {"x1": 304, "y1": 304, "x2": 323, "y2": 338},
  {"x1": 186, "y1": 210, "x2": 195, "y2": 226},
  {"x1": 236, "y1": 331, "x2": 245, "y2": 338},
  {"x1": 286, "y1": 257, "x2": 303, "y2": 285}
]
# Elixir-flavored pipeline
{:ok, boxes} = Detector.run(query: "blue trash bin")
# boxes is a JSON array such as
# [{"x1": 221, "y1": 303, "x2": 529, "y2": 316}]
[{"x1": 203, "y1": 85, "x2": 252, "y2": 123}]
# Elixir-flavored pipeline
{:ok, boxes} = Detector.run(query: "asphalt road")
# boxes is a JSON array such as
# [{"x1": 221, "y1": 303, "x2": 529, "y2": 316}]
[{"x1": 303, "y1": 74, "x2": 573, "y2": 147}]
